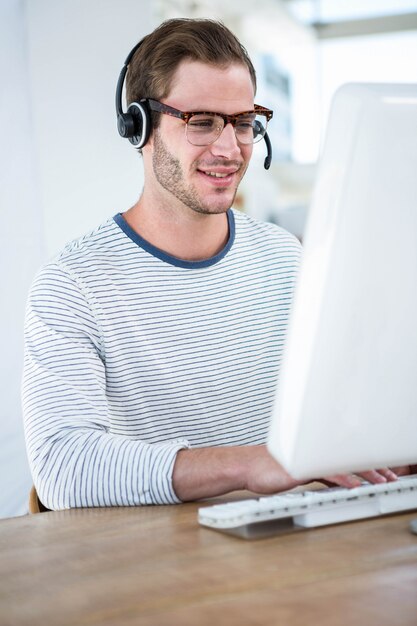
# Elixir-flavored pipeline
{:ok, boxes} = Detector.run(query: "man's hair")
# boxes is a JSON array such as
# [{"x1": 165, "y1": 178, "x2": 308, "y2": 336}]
[{"x1": 126, "y1": 18, "x2": 257, "y2": 130}]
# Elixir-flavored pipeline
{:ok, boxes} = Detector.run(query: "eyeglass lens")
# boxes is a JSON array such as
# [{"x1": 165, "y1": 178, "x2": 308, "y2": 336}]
[{"x1": 186, "y1": 113, "x2": 268, "y2": 146}]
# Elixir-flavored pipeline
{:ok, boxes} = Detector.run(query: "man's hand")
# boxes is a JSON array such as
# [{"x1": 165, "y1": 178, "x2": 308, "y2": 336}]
[
  {"x1": 172, "y1": 444, "x2": 302, "y2": 501},
  {"x1": 240, "y1": 445, "x2": 304, "y2": 494},
  {"x1": 172, "y1": 444, "x2": 417, "y2": 502}
]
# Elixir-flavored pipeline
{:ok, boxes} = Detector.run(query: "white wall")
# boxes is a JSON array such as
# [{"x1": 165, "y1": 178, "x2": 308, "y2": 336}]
[
  {"x1": 0, "y1": 0, "x2": 44, "y2": 518},
  {"x1": 241, "y1": 7, "x2": 321, "y2": 164},
  {"x1": 26, "y1": 0, "x2": 153, "y2": 257},
  {"x1": 318, "y1": 30, "x2": 417, "y2": 143},
  {"x1": 0, "y1": 0, "x2": 152, "y2": 518}
]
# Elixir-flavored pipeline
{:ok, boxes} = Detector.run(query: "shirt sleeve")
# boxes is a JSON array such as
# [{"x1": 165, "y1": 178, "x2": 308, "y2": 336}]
[{"x1": 22, "y1": 263, "x2": 189, "y2": 510}]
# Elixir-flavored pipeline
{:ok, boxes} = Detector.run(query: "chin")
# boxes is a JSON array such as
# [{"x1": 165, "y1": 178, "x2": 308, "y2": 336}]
[
  {"x1": 203, "y1": 192, "x2": 237, "y2": 214},
  {"x1": 191, "y1": 205, "x2": 230, "y2": 216}
]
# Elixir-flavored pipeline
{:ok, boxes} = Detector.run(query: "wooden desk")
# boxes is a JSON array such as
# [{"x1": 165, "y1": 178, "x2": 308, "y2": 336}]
[{"x1": 1, "y1": 498, "x2": 416, "y2": 626}]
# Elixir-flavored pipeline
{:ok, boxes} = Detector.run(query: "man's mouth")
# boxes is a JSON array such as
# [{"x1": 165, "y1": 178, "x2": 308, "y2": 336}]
[
  {"x1": 197, "y1": 168, "x2": 240, "y2": 183},
  {"x1": 194, "y1": 159, "x2": 243, "y2": 189},
  {"x1": 204, "y1": 171, "x2": 231, "y2": 178}
]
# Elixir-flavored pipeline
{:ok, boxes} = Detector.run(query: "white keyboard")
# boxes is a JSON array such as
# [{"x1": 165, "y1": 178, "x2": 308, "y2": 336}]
[{"x1": 198, "y1": 475, "x2": 417, "y2": 538}]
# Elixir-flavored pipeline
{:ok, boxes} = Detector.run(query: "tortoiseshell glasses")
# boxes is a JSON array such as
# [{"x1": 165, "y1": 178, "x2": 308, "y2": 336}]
[{"x1": 146, "y1": 99, "x2": 273, "y2": 146}]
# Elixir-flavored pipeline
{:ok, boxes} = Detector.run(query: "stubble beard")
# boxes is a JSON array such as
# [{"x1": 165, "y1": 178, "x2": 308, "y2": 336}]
[{"x1": 152, "y1": 130, "x2": 244, "y2": 215}]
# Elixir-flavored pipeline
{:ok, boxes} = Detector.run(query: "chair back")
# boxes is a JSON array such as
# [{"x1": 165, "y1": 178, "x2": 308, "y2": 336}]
[{"x1": 28, "y1": 485, "x2": 50, "y2": 513}]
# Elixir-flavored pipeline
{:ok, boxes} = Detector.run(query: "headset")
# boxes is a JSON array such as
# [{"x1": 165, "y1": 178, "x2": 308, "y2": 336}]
[{"x1": 116, "y1": 41, "x2": 273, "y2": 170}]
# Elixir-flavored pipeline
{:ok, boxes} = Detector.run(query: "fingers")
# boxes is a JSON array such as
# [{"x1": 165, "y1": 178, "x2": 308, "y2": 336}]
[
  {"x1": 374, "y1": 468, "x2": 399, "y2": 481},
  {"x1": 320, "y1": 465, "x2": 415, "y2": 490},
  {"x1": 357, "y1": 469, "x2": 396, "y2": 484},
  {"x1": 324, "y1": 467, "x2": 400, "y2": 489},
  {"x1": 389, "y1": 465, "x2": 411, "y2": 476},
  {"x1": 324, "y1": 474, "x2": 362, "y2": 488}
]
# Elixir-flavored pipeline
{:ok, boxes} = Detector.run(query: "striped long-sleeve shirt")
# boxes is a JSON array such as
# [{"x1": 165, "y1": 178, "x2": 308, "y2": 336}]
[{"x1": 22, "y1": 208, "x2": 301, "y2": 509}]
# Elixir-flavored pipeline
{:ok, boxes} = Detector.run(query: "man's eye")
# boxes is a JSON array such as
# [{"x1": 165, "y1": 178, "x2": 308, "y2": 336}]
[
  {"x1": 235, "y1": 121, "x2": 255, "y2": 135},
  {"x1": 236, "y1": 115, "x2": 256, "y2": 128},
  {"x1": 188, "y1": 117, "x2": 215, "y2": 129}
]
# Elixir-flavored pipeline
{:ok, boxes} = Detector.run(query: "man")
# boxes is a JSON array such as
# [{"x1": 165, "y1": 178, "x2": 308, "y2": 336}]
[{"x1": 23, "y1": 19, "x2": 405, "y2": 510}]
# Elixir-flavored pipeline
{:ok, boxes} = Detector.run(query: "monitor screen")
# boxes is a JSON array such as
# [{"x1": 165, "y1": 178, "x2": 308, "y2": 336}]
[{"x1": 268, "y1": 82, "x2": 417, "y2": 479}]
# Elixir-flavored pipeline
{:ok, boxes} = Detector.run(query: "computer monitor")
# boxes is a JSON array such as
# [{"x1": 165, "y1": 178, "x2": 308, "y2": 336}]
[{"x1": 268, "y1": 82, "x2": 417, "y2": 479}]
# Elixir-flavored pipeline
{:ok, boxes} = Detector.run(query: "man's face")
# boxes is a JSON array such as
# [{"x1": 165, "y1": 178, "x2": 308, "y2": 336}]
[{"x1": 146, "y1": 60, "x2": 255, "y2": 216}]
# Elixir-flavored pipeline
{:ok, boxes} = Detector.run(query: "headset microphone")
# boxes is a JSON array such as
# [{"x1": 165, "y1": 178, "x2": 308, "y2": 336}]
[
  {"x1": 263, "y1": 132, "x2": 272, "y2": 170},
  {"x1": 116, "y1": 42, "x2": 273, "y2": 169}
]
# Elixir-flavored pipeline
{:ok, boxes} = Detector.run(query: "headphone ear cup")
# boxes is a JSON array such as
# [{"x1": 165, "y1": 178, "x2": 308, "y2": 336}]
[
  {"x1": 126, "y1": 101, "x2": 151, "y2": 149},
  {"x1": 117, "y1": 113, "x2": 136, "y2": 139}
]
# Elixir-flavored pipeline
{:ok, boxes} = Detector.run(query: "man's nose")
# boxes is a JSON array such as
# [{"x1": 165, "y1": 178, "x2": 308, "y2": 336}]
[{"x1": 210, "y1": 123, "x2": 241, "y2": 158}]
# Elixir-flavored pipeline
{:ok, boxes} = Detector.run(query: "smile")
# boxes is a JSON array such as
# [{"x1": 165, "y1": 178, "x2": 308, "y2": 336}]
[
  {"x1": 205, "y1": 172, "x2": 230, "y2": 178},
  {"x1": 197, "y1": 170, "x2": 238, "y2": 187},
  {"x1": 198, "y1": 169, "x2": 239, "y2": 180}
]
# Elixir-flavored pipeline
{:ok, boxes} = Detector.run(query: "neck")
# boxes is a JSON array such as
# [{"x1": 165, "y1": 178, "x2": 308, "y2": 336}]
[{"x1": 123, "y1": 196, "x2": 230, "y2": 262}]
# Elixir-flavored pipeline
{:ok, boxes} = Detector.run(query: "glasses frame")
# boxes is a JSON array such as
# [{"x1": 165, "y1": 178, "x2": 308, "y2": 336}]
[{"x1": 146, "y1": 99, "x2": 273, "y2": 145}]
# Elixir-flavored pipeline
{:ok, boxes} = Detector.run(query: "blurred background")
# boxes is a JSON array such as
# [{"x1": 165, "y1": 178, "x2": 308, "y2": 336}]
[{"x1": 1, "y1": 0, "x2": 417, "y2": 518}]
